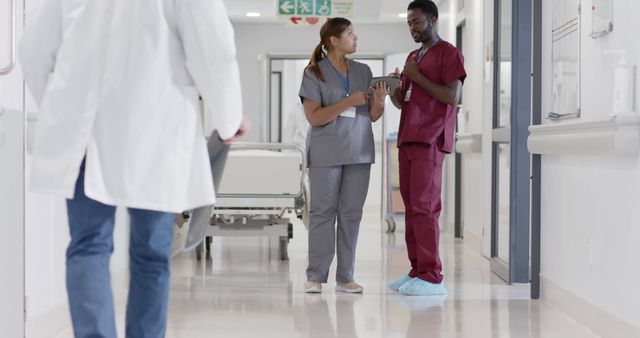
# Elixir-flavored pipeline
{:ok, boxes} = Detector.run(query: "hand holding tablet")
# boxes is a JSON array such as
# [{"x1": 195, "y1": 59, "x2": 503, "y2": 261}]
[{"x1": 372, "y1": 73, "x2": 404, "y2": 109}]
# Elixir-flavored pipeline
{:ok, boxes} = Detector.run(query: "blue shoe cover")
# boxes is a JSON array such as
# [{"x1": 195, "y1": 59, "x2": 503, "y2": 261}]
[
  {"x1": 388, "y1": 275, "x2": 414, "y2": 292},
  {"x1": 399, "y1": 278, "x2": 447, "y2": 296},
  {"x1": 389, "y1": 294, "x2": 446, "y2": 311}
]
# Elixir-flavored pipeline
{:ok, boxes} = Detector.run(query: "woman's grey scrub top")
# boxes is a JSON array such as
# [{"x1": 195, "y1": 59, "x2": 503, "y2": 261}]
[{"x1": 299, "y1": 58, "x2": 375, "y2": 168}]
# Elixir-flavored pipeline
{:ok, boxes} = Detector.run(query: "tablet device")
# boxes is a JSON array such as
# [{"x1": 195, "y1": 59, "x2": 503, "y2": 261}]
[
  {"x1": 369, "y1": 76, "x2": 401, "y2": 95},
  {"x1": 369, "y1": 76, "x2": 402, "y2": 109}
]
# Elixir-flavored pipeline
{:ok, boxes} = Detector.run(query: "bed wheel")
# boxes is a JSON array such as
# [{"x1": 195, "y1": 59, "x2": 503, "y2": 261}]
[
  {"x1": 385, "y1": 216, "x2": 396, "y2": 233},
  {"x1": 206, "y1": 236, "x2": 212, "y2": 253},
  {"x1": 279, "y1": 236, "x2": 289, "y2": 261},
  {"x1": 196, "y1": 243, "x2": 203, "y2": 261},
  {"x1": 195, "y1": 237, "x2": 213, "y2": 261}
]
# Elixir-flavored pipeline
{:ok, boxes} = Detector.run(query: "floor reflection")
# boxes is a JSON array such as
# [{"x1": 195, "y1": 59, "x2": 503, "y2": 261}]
[{"x1": 159, "y1": 214, "x2": 595, "y2": 338}]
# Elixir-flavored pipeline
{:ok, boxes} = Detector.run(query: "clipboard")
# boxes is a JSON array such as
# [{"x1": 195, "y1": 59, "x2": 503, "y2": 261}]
[{"x1": 182, "y1": 130, "x2": 231, "y2": 251}]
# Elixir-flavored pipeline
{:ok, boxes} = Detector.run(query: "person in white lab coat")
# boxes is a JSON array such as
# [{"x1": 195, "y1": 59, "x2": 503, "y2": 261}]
[
  {"x1": 282, "y1": 102, "x2": 310, "y2": 148},
  {"x1": 19, "y1": 0, "x2": 246, "y2": 337},
  {"x1": 282, "y1": 102, "x2": 311, "y2": 227}
]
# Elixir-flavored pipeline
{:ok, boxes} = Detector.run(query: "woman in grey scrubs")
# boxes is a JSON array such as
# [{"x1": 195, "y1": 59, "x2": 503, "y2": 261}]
[{"x1": 299, "y1": 18, "x2": 389, "y2": 293}]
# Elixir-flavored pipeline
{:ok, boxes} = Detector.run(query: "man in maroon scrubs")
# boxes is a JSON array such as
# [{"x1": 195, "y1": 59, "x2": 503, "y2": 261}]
[{"x1": 388, "y1": 0, "x2": 466, "y2": 296}]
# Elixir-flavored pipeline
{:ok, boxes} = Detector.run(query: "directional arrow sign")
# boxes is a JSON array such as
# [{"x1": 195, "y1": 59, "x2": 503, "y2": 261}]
[
  {"x1": 279, "y1": 0, "x2": 353, "y2": 27},
  {"x1": 278, "y1": 0, "x2": 295, "y2": 15}
]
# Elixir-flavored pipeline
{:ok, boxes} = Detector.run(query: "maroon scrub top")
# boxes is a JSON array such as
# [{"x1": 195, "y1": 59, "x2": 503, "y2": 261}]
[{"x1": 398, "y1": 39, "x2": 467, "y2": 153}]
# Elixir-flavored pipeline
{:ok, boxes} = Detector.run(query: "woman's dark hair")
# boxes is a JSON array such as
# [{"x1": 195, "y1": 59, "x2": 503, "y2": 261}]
[
  {"x1": 407, "y1": 0, "x2": 439, "y2": 19},
  {"x1": 307, "y1": 17, "x2": 352, "y2": 82}
]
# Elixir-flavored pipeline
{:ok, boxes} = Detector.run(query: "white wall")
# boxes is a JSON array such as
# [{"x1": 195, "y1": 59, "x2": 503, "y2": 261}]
[
  {"x1": 540, "y1": 0, "x2": 640, "y2": 330},
  {"x1": 233, "y1": 22, "x2": 417, "y2": 142},
  {"x1": 436, "y1": 0, "x2": 486, "y2": 243},
  {"x1": 459, "y1": 0, "x2": 486, "y2": 243}
]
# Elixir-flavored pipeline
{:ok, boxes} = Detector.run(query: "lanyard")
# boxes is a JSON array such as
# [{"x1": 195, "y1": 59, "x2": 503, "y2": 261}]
[
  {"x1": 327, "y1": 59, "x2": 350, "y2": 97},
  {"x1": 404, "y1": 36, "x2": 441, "y2": 103},
  {"x1": 415, "y1": 36, "x2": 441, "y2": 64}
]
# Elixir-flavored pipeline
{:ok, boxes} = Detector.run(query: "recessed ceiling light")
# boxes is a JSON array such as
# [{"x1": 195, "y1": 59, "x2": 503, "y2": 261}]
[
  {"x1": 246, "y1": 12, "x2": 261, "y2": 17},
  {"x1": 398, "y1": 13, "x2": 408, "y2": 18}
]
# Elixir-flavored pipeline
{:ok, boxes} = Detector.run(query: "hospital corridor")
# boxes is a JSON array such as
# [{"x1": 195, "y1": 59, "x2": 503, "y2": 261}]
[{"x1": 1, "y1": 0, "x2": 640, "y2": 337}]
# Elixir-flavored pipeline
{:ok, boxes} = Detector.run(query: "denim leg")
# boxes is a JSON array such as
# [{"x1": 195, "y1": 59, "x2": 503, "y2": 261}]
[
  {"x1": 66, "y1": 166, "x2": 118, "y2": 338},
  {"x1": 125, "y1": 208, "x2": 174, "y2": 338}
]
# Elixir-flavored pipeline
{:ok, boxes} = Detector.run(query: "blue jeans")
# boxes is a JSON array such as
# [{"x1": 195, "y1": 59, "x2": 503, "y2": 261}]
[{"x1": 66, "y1": 164, "x2": 174, "y2": 338}]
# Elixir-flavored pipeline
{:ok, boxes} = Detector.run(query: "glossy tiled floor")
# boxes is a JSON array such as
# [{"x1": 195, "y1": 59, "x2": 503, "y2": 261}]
[{"x1": 164, "y1": 209, "x2": 598, "y2": 338}]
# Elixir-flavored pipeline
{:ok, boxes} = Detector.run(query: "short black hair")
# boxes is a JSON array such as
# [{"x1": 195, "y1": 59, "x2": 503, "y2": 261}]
[{"x1": 407, "y1": 0, "x2": 439, "y2": 19}]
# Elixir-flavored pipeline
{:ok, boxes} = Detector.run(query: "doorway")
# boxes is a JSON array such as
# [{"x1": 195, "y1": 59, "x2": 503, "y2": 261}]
[{"x1": 490, "y1": 0, "x2": 532, "y2": 284}]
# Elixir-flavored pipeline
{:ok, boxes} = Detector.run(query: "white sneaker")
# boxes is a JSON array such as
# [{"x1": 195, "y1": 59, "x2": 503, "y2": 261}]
[
  {"x1": 305, "y1": 281, "x2": 322, "y2": 293},
  {"x1": 336, "y1": 282, "x2": 363, "y2": 293}
]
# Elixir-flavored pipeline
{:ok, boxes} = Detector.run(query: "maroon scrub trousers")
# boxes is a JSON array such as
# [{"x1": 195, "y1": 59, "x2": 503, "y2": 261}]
[{"x1": 398, "y1": 142, "x2": 446, "y2": 284}]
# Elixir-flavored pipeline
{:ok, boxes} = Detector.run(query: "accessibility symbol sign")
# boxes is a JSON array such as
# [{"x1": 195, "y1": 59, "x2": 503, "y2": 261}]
[
  {"x1": 278, "y1": 0, "x2": 352, "y2": 20},
  {"x1": 315, "y1": 0, "x2": 332, "y2": 16}
]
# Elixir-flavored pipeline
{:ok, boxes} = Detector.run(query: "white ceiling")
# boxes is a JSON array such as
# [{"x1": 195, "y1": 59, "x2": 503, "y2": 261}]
[{"x1": 223, "y1": 0, "x2": 416, "y2": 24}]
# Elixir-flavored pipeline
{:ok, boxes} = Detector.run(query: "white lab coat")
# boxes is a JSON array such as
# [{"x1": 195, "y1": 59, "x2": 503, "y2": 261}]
[
  {"x1": 19, "y1": 0, "x2": 242, "y2": 212},
  {"x1": 282, "y1": 102, "x2": 310, "y2": 148}
]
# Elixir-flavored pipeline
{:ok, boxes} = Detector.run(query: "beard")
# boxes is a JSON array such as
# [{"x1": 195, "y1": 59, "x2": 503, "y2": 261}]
[{"x1": 418, "y1": 24, "x2": 433, "y2": 43}]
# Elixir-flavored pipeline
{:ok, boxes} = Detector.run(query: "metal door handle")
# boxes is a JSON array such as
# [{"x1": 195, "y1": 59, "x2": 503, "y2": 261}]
[{"x1": 0, "y1": 0, "x2": 16, "y2": 75}]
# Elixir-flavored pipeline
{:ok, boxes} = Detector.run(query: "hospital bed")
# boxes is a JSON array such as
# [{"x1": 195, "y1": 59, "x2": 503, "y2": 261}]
[{"x1": 196, "y1": 142, "x2": 307, "y2": 261}]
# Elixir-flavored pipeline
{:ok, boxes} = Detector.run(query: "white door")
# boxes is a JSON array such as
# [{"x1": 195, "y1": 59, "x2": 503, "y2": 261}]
[{"x1": 0, "y1": 0, "x2": 25, "y2": 336}]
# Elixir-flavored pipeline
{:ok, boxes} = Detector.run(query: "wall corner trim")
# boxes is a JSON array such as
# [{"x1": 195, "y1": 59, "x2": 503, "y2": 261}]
[{"x1": 527, "y1": 113, "x2": 640, "y2": 155}]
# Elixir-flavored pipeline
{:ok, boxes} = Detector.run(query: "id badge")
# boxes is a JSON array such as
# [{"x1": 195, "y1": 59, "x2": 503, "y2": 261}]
[
  {"x1": 405, "y1": 84, "x2": 413, "y2": 102},
  {"x1": 340, "y1": 106, "x2": 356, "y2": 118}
]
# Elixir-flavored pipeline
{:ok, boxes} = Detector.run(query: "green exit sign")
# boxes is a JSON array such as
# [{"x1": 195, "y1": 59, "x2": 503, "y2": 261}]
[
  {"x1": 297, "y1": 0, "x2": 314, "y2": 15},
  {"x1": 278, "y1": 0, "x2": 295, "y2": 15},
  {"x1": 278, "y1": 0, "x2": 352, "y2": 17}
]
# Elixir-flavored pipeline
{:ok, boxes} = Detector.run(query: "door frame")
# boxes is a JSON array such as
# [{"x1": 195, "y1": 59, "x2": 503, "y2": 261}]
[
  {"x1": 490, "y1": 0, "x2": 532, "y2": 284},
  {"x1": 454, "y1": 21, "x2": 466, "y2": 239},
  {"x1": 531, "y1": 0, "x2": 542, "y2": 298},
  {"x1": 0, "y1": 0, "x2": 25, "y2": 335}
]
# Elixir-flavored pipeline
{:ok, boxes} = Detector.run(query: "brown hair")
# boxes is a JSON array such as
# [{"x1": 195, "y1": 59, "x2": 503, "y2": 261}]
[{"x1": 307, "y1": 17, "x2": 352, "y2": 82}]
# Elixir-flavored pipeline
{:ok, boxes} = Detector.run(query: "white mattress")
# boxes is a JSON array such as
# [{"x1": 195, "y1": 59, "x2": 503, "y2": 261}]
[{"x1": 217, "y1": 150, "x2": 303, "y2": 196}]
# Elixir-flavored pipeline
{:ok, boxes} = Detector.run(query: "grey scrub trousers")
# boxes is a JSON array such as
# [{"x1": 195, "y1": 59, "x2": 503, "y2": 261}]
[{"x1": 299, "y1": 58, "x2": 375, "y2": 283}]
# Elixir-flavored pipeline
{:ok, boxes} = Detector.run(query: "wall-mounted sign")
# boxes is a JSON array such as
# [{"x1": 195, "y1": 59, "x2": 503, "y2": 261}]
[{"x1": 278, "y1": 0, "x2": 354, "y2": 26}]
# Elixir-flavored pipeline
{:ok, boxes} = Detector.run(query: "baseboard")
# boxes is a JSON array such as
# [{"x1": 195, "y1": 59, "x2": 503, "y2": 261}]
[
  {"x1": 444, "y1": 219, "x2": 455, "y2": 232},
  {"x1": 26, "y1": 269, "x2": 130, "y2": 338},
  {"x1": 540, "y1": 275, "x2": 640, "y2": 338},
  {"x1": 462, "y1": 229, "x2": 483, "y2": 254}
]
